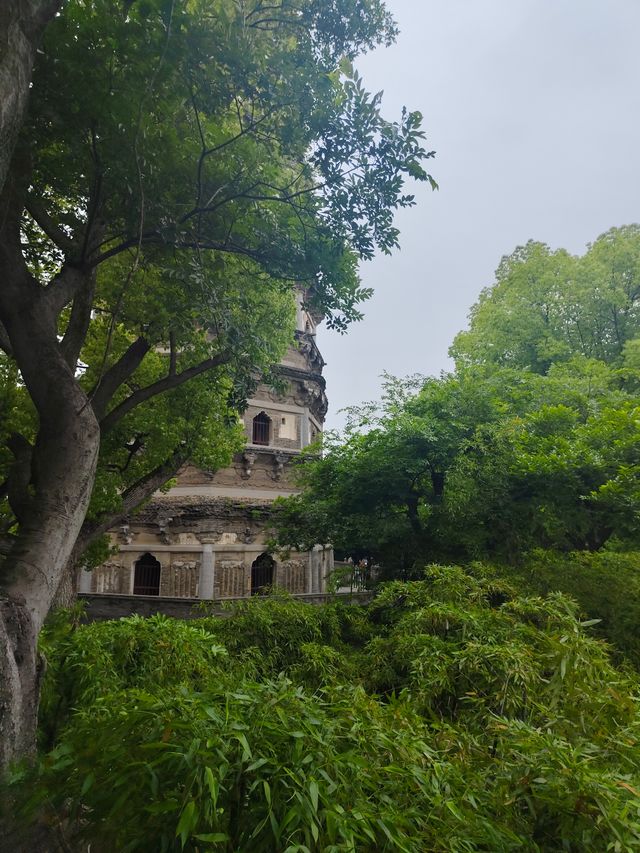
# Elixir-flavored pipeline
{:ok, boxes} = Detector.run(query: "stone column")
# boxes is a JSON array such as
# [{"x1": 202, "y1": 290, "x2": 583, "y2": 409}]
[
  {"x1": 78, "y1": 567, "x2": 93, "y2": 593},
  {"x1": 301, "y1": 407, "x2": 310, "y2": 447},
  {"x1": 310, "y1": 546, "x2": 322, "y2": 594},
  {"x1": 199, "y1": 542, "x2": 215, "y2": 600}
]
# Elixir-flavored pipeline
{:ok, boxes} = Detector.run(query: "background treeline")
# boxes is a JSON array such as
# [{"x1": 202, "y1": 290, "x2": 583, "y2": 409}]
[{"x1": 276, "y1": 224, "x2": 640, "y2": 662}]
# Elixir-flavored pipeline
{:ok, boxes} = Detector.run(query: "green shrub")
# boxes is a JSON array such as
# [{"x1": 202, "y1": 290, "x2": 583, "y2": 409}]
[
  {"x1": 11, "y1": 565, "x2": 640, "y2": 851},
  {"x1": 38, "y1": 611, "x2": 229, "y2": 748},
  {"x1": 501, "y1": 549, "x2": 640, "y2": 666}
]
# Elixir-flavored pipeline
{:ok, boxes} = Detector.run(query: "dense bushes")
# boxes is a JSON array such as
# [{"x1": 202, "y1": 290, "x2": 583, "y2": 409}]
[
  {"x1": 10, "y1": 567, "x2": 640, "y2": 851},
  {"x1": 500, "y1": 550, "x2": 640, "y2": 666}
]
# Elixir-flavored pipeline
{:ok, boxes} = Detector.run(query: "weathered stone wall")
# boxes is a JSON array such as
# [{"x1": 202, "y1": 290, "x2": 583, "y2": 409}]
[
  {"x1": 217, "y1": 559, "x2": 247, "y2": 598},
  {"x1": 93, "y1": 561, "x2": 127, "y2": 594},
  {"x1": 276, "y1": 558, "x2": 307, "y2": 594},
  {"x1": 174, "y1": 451, "x2": 299, "y2": 493},
  {"x1": 160, "y1": 559, "x2": 199, "y2": 598}
]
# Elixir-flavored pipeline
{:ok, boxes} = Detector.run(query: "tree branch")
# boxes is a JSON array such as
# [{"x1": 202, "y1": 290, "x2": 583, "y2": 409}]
[
  {"x1": 25, "y1": 195, "x2": 75, "y2": 254},
  {"x1": 44, "y1": 262, "x2": 89, "y2": 318},
  {"x1": 90, "y1": 335, "x2": 151, "y2": 419},
  {"x1": 6, "y1": 433, "x2": 33, "y2": 524},
  {"x1": 71, "y1": 447, "x2": 188, "y2": 562},
  {"x1": 91, "y1": 232, "x2": 271, "y2": 267},
  {"x1": 100, "y1": 349, "x2": 232, "y2": 432},
  {"x1": 59, "y1": 268, "x2": 97, "y2": 368},
  {"x1": 169, "y1": 331, "x2": 177, "y2": 376}
]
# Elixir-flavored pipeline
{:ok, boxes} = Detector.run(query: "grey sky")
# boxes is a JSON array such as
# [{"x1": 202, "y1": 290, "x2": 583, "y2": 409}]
[{"x1": 320, "y1": 0, "x2": 640, "y2": 428}]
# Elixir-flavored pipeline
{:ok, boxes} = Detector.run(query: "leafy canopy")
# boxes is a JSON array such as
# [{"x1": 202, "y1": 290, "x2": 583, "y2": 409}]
[
  {"x1": 275, "y1": 226, "x2": 640, "y2": 571},
  {"x1": 1, "y1": 0, "x2": 434, "y2": 559}
]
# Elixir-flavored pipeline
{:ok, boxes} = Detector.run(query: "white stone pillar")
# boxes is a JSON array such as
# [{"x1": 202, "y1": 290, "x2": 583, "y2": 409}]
[
  {"x1": 78, "y1": 568, "x2": 93, "y2": 593},
  {"x1": 199, "y1": 543, "x2": 215, "y2": 600},
  {"x1": 301, "y1": 407, "x2": 310, "y2": 447},
  {"x1": 310, "y1": 546, "x2": 322, "y2": 593}
]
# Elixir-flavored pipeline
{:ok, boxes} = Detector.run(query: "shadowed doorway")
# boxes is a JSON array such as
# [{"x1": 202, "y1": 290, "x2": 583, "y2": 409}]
[
  {"x1": 133, "y1": 553, "x2": 161, "y2": 596},
  {"x1": 251, "y1": 553, "x2": 275, "y2": 595}
]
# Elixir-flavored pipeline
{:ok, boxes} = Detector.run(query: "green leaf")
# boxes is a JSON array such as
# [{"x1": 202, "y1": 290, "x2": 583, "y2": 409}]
[
  {"x1": 176, "y1": 801, "x2": 198, "y2": 849},
  {"x1": 194, "y1": 833, "x2": 229, "y2": 843},
  {"x1": 309, "y1": 780, "x2": 319, "y2": 813}
]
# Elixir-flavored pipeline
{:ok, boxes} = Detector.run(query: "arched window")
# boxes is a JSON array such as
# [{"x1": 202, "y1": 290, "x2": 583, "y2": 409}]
[
  {"x1": 252, "y1": 411, "x2": 271, "y2": 445},
  {"x1": 133, "y1": 553, "x2": 161, "y2": 596},
  {"x1": 251, "y1": 553, "x2": 275, "y2": 595}
]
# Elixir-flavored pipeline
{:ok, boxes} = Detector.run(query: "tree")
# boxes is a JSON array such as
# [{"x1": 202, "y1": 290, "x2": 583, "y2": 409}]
[
  {"x1": 275, "y1": 373, "x2": 502, "y2": 575},
  {"x1": 450, "y1": 226, "x2": 640, "y2": 373},
  {"x1": 0, "y1": 0, "x2": 434, "y2": 768},
  {"x1": 276, "y1": 358, "x2": 640, "y2": 573}
]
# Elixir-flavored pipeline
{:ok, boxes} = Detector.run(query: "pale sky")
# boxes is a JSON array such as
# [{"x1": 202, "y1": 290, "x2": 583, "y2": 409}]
[{"x1": 320, "y1": 0, "x2": 640, "y2": 428}]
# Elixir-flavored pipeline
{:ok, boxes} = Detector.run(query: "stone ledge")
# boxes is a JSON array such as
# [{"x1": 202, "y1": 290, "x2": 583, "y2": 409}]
[{"x1": 78, "y1": 591, "x2": 373, "y2": 622}]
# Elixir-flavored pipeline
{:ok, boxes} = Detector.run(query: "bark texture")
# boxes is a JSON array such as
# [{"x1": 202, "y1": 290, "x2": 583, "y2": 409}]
[
  {"x1": 0, "y1": 0, "x2": 60, "y2": 193},
  {"x1": 0, "y1": 596, "x2": 42, "y2": 769},
  {"x1": 0, "y1": 164, "x2": 101, "y2": 769}
]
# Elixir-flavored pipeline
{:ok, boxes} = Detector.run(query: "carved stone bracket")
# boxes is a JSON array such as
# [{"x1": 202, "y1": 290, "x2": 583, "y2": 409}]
[
  {"x1": 295, "y1": 379, "x2": 328, "y2": 420},
  {"x1": 118, "y1": 522, "x2": 135, "y2": 545},
  {"x1": 272, "y1": 452, "x2": 287, "y2": 481},
  {"x1": 241, "y1": 451, "x2": 257, "y2": 479},
  {"x1": 158, "y1": 515, "x2": 173, "y2": 544}
]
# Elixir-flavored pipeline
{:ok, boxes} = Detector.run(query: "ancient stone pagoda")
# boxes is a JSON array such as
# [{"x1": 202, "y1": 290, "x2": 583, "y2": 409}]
[{"x1": 81, "y1": 295, "x2": 332, "y2": 603}]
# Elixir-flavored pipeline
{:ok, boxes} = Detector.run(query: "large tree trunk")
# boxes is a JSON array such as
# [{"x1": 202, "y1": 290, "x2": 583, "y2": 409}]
[
  {"x1": 0, "y1": 0, "x2": 60, "y2": 193},
  {"x1": 0, "y1": 180, "x2": 101, "y2": 770},
  {"x1": 0, "y1": 402, "x2": 100, "y2": 769},
  {"x1": 0, "y1": 597, "x2": 43, "y2": 769}
]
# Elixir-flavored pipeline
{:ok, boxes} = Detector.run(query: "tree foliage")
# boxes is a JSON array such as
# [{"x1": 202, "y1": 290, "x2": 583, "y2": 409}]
[
  {"x1": 276, "y1": 227, "x2": 640, "y2": 573},
  {"x1": 451, "y1": 226, "x2": 640, "y2": 373},
  {"x1": 1, "y1": 0, "x2": 434, "y2": 560}
]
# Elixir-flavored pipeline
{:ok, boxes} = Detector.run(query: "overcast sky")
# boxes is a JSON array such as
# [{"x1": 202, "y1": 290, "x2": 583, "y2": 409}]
[{"x1": 320, "y1": 0, "x2": 640, "y2": 428}]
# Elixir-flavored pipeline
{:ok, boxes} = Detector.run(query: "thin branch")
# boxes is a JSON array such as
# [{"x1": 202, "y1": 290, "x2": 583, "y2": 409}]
[
  {"x1": 79, "y1": 127, "x2": 104, "y2": 265},
  {"x1": 203, "y1": 108, "x2": 278, "y2": 161},
  {"x1": 107, "y1": 433, "x2": 148, "y2": 474},
  {"x1": 0, "y1": 319, "x2": 13, "y2": 356},
  {"x1": 100, "y1": 349, "x2": 232, "y2": 432},
  {"x1": 189, "y1": 84, "x2": 208, "y2": 213},
  {"x1": 178, "y1": 179, "x2": 263, "y2": 225}
]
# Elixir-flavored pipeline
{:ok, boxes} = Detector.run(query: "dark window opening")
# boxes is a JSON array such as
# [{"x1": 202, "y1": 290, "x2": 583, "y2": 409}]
[
  {"x1": 251, "y1": 553, "x2": 275, "y2": 595},
  {"x1": 133, "y1": 553, "x2": 161, "y2": 596},
  {"x1": 252, "y1": 411, "x2": 271, "y2": 445}
]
